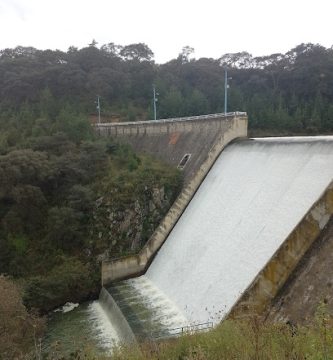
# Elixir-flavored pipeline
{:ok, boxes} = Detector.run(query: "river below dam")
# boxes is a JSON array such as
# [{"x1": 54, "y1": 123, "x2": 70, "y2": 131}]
[
  {"x1": 44, "y1": 276, "x2": 189, "y2": 356},
  {"x1": 43, "y1": 301, "x2": 119, "y2": 356}
]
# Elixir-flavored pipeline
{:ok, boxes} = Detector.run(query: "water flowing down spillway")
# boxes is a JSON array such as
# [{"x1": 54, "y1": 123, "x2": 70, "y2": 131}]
[
  {"x1": 105, "y1": 136, "x2": 333, "y2": 337},
  {"x1": 143, "y1": 137, "x2": 333, "y2": 324},
  {"x1": 105, "y1": 276, "x2": 188, "y2": 340}
]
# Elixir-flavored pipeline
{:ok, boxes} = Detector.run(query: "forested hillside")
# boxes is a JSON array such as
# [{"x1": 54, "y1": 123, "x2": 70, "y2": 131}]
[
  {"x1": 1, "y1": 41, "x2": 333, "y2": 357},
  {"x1": 0, "y1": 44, "x2": 183, "y2": 318},
  {"x1": 0, "y1": 115, "x2": 182, "y2": 357},
  {"x1": 1, "y1": 41, "x2": 333, "y2": 140}
]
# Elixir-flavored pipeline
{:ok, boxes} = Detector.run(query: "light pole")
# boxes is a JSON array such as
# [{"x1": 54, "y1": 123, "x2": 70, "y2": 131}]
[
  {"x1": 96, "y1": 95, "x2": 101, "y2": 124},
  {"x1": 153, "y1": 84, "x2": 158, "y2": 120},
  {"x1": 224, "y1": 67, "x2": 232, "y2": 115}
]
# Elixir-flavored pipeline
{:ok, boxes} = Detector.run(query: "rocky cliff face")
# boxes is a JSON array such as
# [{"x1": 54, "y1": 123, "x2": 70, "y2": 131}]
[{"x1": 92, "y1": 185, "x2": 178, "y2": 260}]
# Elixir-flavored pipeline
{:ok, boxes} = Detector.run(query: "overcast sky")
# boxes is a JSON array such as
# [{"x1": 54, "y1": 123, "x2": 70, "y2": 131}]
[{"x1": 0, "y1": 0, "x2": 332, "y2": 63}]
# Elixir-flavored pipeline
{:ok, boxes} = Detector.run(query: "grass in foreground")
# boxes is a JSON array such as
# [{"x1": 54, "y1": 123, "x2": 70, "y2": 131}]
[{"x1": 53, "y1": 311, "x2": 333, "y2": 360}]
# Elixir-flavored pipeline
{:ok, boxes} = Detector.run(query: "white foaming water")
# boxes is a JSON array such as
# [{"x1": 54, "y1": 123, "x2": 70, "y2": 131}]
[
  {"x1": 87, "y1": 301, "x2": 120, "y2": 351},
  {"x1": 127, "y1": 276, "x2": 188, "y2": 329},
  {"x1": 53, "y1": 302, "x2": 79, "y2": 313},
  {"x1": 145, "y1": 137, "x2": 333, "y2": 324}
]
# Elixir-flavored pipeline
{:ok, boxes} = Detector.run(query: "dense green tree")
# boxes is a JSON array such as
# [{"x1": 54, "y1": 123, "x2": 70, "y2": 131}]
[
  {"x1": 120, "y1": 43, "x2": 154, "y2": 62},
  {"x1": 185, "y1": 89, "x2": 209, "y2": 115},
  {"x1": 23, "y1": 258, "x2": 98, "y2": 312},
  {"x1": 159, "y1": 87, "x2": 185, "y2": 118}
]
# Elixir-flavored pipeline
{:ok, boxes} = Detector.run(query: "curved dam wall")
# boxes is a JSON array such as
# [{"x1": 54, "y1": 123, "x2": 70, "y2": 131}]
[
  {"x1": 101, "y1": 113, "x2": 248, "y2": 284},
  {"x1": 142, "y1": 137, "x2": 333, "y2": 324},
  {"x1": 95, "y1": 112, "x2": 247, "y2": 184}
]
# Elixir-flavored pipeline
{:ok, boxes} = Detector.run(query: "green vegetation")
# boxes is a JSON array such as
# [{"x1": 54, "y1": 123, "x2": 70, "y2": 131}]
[
  {"x1": 42, "y1": 315, "x2": 333, "y2": 360},
  {"x1": 0, "y1": 275, "x2": 45, "y2": 359},
  {"x1": 93, "y1": 150, "x2": 182, "y2": 255},
  {"x1": 111, "y1": 318, "x2": 333, "y2": 360},
  {"x1": 1, "y1": 42, "x2": 333, "y2": 135},
  {"x1": 0, "y1": 107, "x2": 182, "y2": 353},
  {"x1": 0, "y1": 106, "x2": 182, "y2": 311}
]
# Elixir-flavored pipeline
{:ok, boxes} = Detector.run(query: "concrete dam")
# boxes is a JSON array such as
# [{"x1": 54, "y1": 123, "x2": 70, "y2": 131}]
[{"x1": 96, "y1": 114, "x2": 333, "y2": 341}]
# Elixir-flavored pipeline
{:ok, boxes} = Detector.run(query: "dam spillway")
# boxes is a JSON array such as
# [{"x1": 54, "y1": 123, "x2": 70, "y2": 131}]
[
  {"x1": 105, "y1": 277, "x2": 188, "y2": 340},
  {"x1": 105, "y1": 136, "x2": 333, "y2": 336}
]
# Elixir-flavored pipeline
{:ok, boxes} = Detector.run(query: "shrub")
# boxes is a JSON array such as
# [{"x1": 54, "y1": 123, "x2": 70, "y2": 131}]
[
  {"x1": 0, "y1": 275, "x2": 45, "y2": 359},
  {"x1": 23, "y1": 258, "x2": 98, "y2": 313}
]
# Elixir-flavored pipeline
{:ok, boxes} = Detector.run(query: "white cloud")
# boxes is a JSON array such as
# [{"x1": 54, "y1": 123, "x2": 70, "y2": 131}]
[
  {"x1": 0, "y1": 0, "x2": 28, "y2": 20},
  {"x1": 0, "y1": 0, "x2": 332, "y2": 62}
]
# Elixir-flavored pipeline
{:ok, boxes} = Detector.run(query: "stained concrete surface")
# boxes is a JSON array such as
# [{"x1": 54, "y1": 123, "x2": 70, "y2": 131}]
[
  {"x1": 96, "y1": 114, "x2": 247, "y2": 185},
  {"x1": 267, "y1": 217, "x2": 333, "y2": 324}
]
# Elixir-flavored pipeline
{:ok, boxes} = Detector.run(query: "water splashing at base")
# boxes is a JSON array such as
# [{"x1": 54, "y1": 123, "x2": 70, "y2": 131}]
[{"x1": 43, "y1": 301, "x2": 119, "y2": 356}]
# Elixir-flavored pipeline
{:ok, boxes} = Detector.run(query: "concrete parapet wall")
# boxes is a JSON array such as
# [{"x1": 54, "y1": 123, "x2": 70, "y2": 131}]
[
  {"x1": 228, "y1": 181, "x2": 333, "y2": 320},
  {"x1": 101, "y1": 115, "x2": 248, "y2": 285},
  {"x1": 95, "y1": 112, "x2": 247, "y2": 136}
]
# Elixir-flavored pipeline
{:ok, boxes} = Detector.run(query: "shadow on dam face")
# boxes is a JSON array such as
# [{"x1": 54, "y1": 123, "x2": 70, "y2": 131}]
[{"x1": 103, "y1": 136, "x2": 333, "y2": 340}]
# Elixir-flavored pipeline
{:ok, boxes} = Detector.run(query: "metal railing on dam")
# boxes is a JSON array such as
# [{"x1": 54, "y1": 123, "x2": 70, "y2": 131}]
[
  {"x1": 152, "y1": 322, "x2": 214, "y2": 340},
  {"x1": 95, "y1": 112, "x2": 247, "y2": 128}
]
